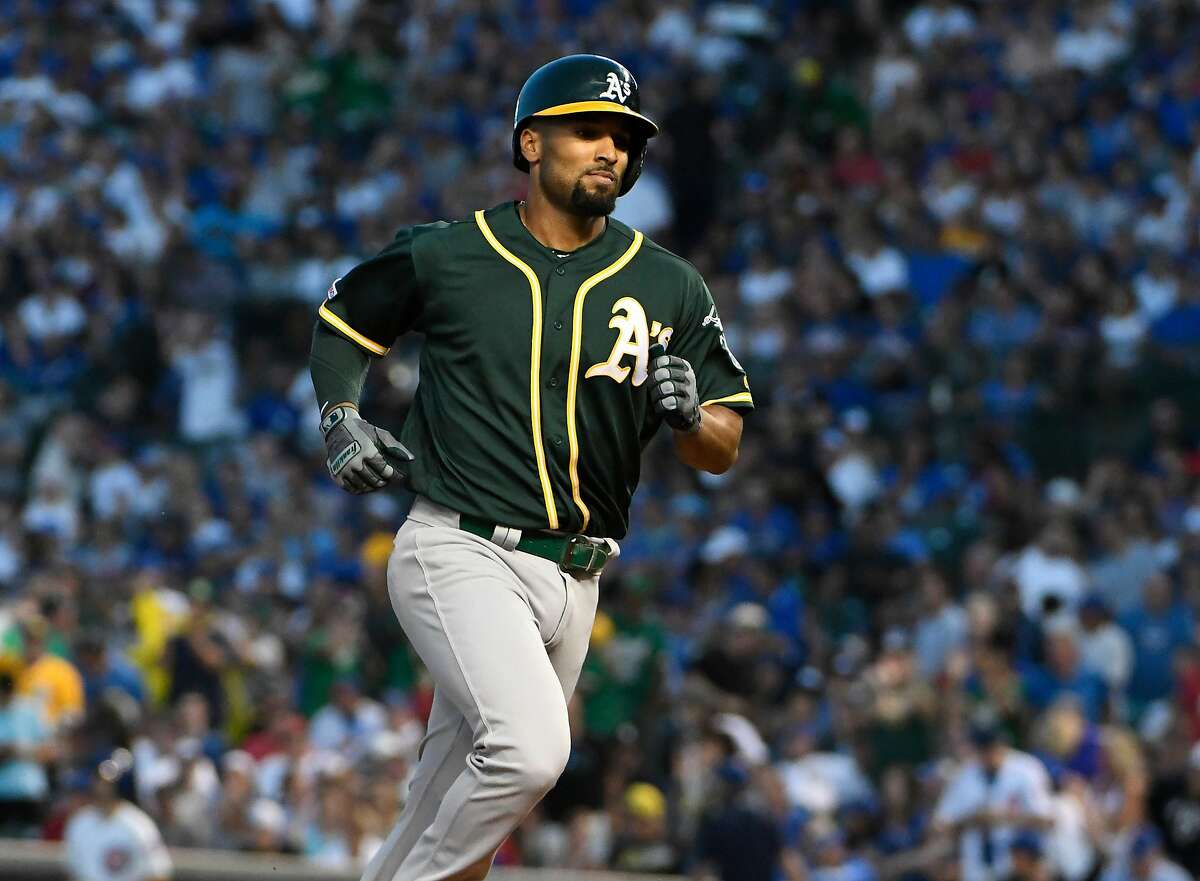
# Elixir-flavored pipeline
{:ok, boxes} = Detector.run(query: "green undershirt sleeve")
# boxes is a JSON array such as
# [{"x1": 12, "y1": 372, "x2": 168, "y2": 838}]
[{"x1": 310, "y1": 321, "x2": 372, "y2": 415}]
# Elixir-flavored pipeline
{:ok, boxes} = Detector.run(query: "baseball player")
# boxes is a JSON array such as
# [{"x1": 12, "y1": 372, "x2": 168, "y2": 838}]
[{"x1": 309, "y1": 55, "x2": 754, "y2": 881}]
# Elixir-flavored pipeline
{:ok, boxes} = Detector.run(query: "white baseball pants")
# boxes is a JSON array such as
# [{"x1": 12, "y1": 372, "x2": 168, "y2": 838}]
[{"x1": 359, "y1": 496, "x2": 604, "y2": 881}]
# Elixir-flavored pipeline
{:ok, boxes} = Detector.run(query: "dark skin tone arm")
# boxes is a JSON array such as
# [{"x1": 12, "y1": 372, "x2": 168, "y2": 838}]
[{"x1": 675, "y1": 404, "x2": 742, "y2": 474}]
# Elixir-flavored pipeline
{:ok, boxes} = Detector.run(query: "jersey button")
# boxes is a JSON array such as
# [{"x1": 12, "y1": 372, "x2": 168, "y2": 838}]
[
  {"x1": 548, "y1": 376, "x2": 559, "y2": 388},
  {"x1": 553, "y1": 436, "x2": 564, "y2": 446},
  {"x1": 553, "y1": 320, "x2": 563, "y2": 330},
  {"x1": 555, "y1": 265, "x2": 566, "y2": 275}
]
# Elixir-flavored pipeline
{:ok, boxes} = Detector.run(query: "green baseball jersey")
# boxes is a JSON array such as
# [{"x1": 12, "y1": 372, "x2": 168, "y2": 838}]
[{"x1": 317, "y1": 201, "x2": 753, "y2": 538}]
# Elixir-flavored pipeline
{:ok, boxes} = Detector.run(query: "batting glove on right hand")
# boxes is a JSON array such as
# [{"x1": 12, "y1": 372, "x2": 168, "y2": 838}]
[
  {"x1": 320, "y1": 405, "x2": 414, "y2": 494},
  {"x1": 648, "y1": 343, "x2": 702, "y2": 434}
]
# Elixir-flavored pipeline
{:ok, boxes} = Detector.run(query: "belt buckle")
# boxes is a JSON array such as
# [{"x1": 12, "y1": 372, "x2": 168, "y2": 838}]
[{"x1": 559, "y1": 535, "x2": 606, "y2": 576}]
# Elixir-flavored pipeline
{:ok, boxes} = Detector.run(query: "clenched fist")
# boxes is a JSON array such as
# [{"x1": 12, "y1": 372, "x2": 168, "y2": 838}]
[
  {"x1": 648, "y1": 343, "x2": 702, "y2": 434},
  {"x1": 320, "y1": 405, "x2": 414, "y2": 494}
]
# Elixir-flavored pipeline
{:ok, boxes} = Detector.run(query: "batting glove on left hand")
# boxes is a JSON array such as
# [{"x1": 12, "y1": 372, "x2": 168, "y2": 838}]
[
  {"x1": 320, "y1": 405, "x2": 414, "y2": 494},
  {"x1": 648, "y1": 343, "x2": 702, "y2": 434}
]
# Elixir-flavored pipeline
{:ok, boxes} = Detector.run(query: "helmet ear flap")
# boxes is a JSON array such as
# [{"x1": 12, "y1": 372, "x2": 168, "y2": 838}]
[{"x1": 618, "y1": 138, "x2": 648, "y2": 196}]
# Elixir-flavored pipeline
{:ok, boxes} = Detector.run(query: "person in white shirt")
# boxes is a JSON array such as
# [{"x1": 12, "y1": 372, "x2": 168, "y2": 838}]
[
  {"x1": 1075, "y1": 595, "x2": 1133, "y2": 699},
  {"x1": 64, "y1": 750, "x2": 172, "y2": 881},
  {"x1": 934, "y1": 711, "x2": 1055, "y2": 881},
  {"x1": 308, "y1": 678, "x2": 387, "y2": 764}
]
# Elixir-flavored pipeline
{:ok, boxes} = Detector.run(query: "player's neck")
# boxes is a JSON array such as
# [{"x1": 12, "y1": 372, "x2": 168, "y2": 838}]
[{"x1": 519, "y1": 193, "x2": 607, "y2": 253}]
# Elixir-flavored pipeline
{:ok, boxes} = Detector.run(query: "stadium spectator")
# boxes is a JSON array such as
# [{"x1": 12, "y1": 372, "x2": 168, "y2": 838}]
[{"x1": 4, "y1": 2, "x2": 1200, "y2": 877}]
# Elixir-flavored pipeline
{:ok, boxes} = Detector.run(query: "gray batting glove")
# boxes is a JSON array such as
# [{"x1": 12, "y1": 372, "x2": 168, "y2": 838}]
[
  {"x1": 648, "y1": 343, "x2": 702, "y2": 434},
  {"x1": 320, "y1": 405, "x2": 414, "y2": 494}
]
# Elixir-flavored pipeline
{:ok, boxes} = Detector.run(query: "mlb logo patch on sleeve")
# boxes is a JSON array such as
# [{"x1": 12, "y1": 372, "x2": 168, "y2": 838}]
[{"x1": 327, "y1": 277, "x2": 343, "y2": 300}]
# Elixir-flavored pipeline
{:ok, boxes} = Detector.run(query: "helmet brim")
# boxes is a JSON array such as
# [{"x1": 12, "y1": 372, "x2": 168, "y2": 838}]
[{"x1": 529, "y1": 100, "x2": 658, "y2": 137}]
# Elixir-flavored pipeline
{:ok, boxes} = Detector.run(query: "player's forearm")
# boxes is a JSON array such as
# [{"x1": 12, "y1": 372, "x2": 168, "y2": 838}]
[
  {"x1": 673, "y1": 404, "x2": 741, "y2": 473},
  {"x1": 310, "y1": 322, "x2": 372, "y2": 416}
]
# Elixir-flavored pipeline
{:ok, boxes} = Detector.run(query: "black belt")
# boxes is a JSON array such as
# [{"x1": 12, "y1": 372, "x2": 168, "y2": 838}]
[{"x1": 458, "y1": 515, "x2": 611, "y2": 575}]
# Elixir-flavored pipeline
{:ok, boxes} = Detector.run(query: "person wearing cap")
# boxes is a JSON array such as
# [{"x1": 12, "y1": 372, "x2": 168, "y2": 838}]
[
  {"x1": 610, "y1": 781, "x2": 681, "y2": 873},
  {"x1": 933, "y1": 708, "x2": 1055, "y2": 881},
  {"x1": 64, "y1": 750, "x2": 173, "y2": 881}
]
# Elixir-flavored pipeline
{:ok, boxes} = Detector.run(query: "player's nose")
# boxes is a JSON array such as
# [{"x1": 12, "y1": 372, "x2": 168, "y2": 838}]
[{"x1": 594, "y1": 134, "x2": 618, "y2": 164}]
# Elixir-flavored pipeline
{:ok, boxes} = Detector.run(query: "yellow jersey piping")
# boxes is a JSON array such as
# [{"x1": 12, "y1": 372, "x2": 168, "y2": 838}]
[
  {"x1": 701, "y1": 391, "x2": 755, "y2": 408},
  {"x1": 566, "y1": 231, "x2": 643, "y2": 531},
  {"x1": 475, "y1": 210, "x2": 559, "y2": 529},
  {"x1": 318, "y1": 303, "x2": 390, "y2": 356}
]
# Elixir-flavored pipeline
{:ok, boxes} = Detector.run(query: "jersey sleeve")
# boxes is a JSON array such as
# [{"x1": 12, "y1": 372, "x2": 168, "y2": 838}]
[
  {"x1": 316, "y1": 227, "x2": 425, "y2": 356},
  {"x1": 669, "y1": 273, "x2": 754, "y2": 411}
]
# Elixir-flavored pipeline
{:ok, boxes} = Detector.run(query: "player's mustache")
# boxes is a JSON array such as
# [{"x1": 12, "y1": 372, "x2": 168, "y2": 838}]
[{"x1": 582, "y1": 166, "x2": 616, "y2": 181}]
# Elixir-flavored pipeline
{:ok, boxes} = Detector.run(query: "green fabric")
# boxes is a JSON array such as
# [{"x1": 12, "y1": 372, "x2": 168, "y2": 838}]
[
  {"x1": 309, "y1": 324, "x2": 372, "y2": 412},
  {"x1": 314, "y1": 201, "x2": 753, "y2": 538},
  {"x1": 580, "y1": 613, "x2": 664, "y2": 737},
  {"x1": 297, "y1": 630, "x2": 360, "y2": 718},
  {"x1": 459, "y1": 515, "x2": 610, "y2": 574}
]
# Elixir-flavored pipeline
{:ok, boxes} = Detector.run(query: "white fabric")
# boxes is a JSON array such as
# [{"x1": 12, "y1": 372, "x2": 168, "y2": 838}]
[
  {"x1": 1100, "y1": 312, "x2": 1147, "y2": 368},
  {"x1": 64, "y1": 803, "x2": 173, "y2": 881},
  {"x1": 904, "y1": 5, "x2": 976, "y2": 50},
  {"x1": 1078, "y1": 623, "x2": 1133, "y2": 692},
  {"x1": 934, "y1": 749, "x2": 1054, "y2": 881},
  {"x1": 1047, "y1": 791, "x2": 1097, "y2": 881},
  {"x1": 1134, "y1": 271, "x2": 1179, "y2": 322},
  {"x1": 739, "y1": 266, "x2": 792, "y2": 307},
  {"x1": 309, "y1": 699, "x2": 389, "y2": 762},
  {"x1": 1055, "y1": 27, "x2": 1127, "y2": 74},
  {"x1": 171, "y1": 337, "x2": 245, "y2": 442},
  {"x1": 776, "y1": 751, "x2": 875, "y2": 815},
  {"x1": 1011, "y1": 545, "x2": 1087, "y2": 619},
  {"x1": 125, "y1": 60, "x2": 198, "y2": 112},
  {"x1": 19, "y1": 294, "x2": 87, "y2": 341},
  {"x1": 90, "y1": 462, "x2": 144, "y2": 521},
  {"x1": 847, "y1": 247, "x2": 909, "y2": 297}
]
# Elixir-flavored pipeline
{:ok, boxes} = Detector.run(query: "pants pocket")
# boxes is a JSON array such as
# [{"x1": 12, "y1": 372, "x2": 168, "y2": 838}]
[{"x1": 542, "y1": 572, "x2": 572, "y2": 647}]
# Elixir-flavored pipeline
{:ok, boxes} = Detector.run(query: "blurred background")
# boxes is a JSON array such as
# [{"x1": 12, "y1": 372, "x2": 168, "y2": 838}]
[{"x1": 3, "y1": 1, "x2": 1200, "y2": 880}]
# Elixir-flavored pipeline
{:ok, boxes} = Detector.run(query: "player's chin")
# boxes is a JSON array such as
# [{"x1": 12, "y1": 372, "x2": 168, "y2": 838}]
[{"x1": 569, "y1": 179, "x2": 618, "y2": 216}]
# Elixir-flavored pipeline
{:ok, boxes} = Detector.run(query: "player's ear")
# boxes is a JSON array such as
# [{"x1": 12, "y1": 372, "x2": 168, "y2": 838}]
[{"x1": 519, "y1": 123, "x2": 543, "y2": 167}]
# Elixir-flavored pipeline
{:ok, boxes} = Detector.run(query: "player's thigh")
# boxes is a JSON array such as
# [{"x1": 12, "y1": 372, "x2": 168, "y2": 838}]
[
  {"x1": 388, "y1": 523, "x2": 569, "y2": 746},
  {"x1": 546, "y1": 570, "x2": 600, "y2": 701}
]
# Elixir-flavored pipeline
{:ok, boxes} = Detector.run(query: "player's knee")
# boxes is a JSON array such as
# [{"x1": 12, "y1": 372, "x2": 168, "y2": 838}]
[{"x1": 514, "y1": 724, "x2": 570, "y2": 794}]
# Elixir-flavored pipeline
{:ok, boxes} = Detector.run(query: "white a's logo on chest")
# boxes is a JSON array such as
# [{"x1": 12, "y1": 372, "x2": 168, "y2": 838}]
[
  {"x1": 599, "y1": 71, "x2": 631, "y2": 103},
  {"x1": 586, "y1": 297, "x2": 673, "y2": 386}
]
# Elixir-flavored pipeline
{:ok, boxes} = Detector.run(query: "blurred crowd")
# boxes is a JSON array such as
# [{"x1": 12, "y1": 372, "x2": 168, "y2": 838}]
[{"x1": 4, "y1": 1, "x2": 1200, "y2": 880}]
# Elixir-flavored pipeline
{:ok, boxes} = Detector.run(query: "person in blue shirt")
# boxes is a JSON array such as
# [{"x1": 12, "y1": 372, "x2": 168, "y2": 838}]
[
  {"x1": 76, "y1": 634, "x2": 145, "y2": 709},
  {"x1": 1120, "y1": 571, "x2": 1194, "y2": 714},
  {"x1": 1021, "y1": 624, "x2": 1107, "y2": 722}
]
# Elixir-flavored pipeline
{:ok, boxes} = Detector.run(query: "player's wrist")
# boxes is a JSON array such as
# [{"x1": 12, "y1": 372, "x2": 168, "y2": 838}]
[{"x1": 319, "y1": 403, "x2": 362, "y2": 437}]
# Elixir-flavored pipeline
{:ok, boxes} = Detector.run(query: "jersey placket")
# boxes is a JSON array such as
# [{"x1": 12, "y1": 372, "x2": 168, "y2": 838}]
[{"x1": 537, "y1": 255, "x2": 577, "y2": 529}]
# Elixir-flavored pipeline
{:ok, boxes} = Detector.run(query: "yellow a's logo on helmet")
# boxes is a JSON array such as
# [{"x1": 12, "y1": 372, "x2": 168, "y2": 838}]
[{"x1": 599, "y1": 71, "x2": 631, "y2": 103}]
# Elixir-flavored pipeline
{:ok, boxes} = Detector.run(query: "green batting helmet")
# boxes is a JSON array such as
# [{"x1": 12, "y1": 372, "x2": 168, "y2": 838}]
[{"x1": 512, "y1": 54, "x2": 658, "y2": 197}]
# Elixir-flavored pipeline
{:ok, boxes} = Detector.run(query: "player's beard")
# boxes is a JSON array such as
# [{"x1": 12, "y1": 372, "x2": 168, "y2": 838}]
[{"x1": 567, "y1": 175, "x2": 618, "y2": 217}]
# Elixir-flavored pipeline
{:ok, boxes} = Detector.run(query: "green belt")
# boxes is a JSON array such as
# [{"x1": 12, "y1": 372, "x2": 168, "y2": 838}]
[{"x1": 459, "y1": 515, "x2": 611, "y2": 576}]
